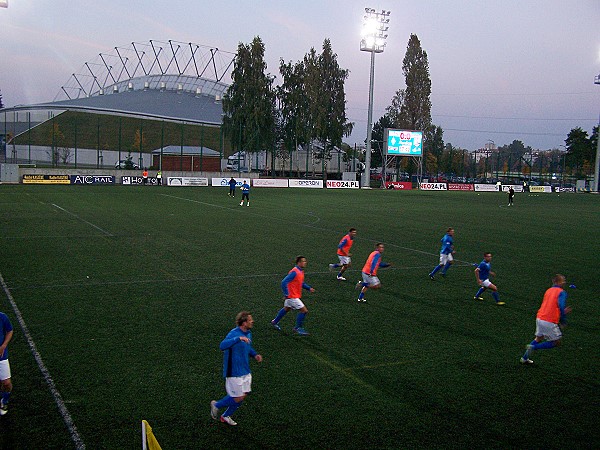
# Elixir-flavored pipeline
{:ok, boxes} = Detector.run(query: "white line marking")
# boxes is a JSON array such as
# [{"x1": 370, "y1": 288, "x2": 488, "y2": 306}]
[
  {"x1": 52, "y1": 204, "x2": 113, "y2": 237},
  {"x1": 0, "y1": 271, "x2": 85, "y2": 449}
]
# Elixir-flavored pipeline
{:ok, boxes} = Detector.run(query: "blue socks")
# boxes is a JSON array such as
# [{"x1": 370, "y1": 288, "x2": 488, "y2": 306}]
[
  {"x1": 533, "y1": 341, "x2": 556, "y2": 350},
  {"x1": 215, "y1": 395, "x2": 243, "y2": 417},
  {"x1": 492, "y1": 292, "x2": 500, "y2": 302},
  {"x1": 1, "y1": 391, "x2": 10, "y2": 405},
  {"x1": 430, "y1": 265, "x2": 441, "y2": 276},
  {"x1": 441, "y1": 263, "x2": 451, "y2": 275},
  {"x1": 272, "y1": 308, "x2": 287, "y2": 324},
  {"x1": 475, "y1": 287, "x2": 485, "y2": 297},
  {"x1": 224, "y1": 401, "x2": 242, "y2": 417},
  {"x1": 215, "y1": 395, "x2": 237, "y2": 409},
  {"x1": 296, "y1": 313, "x2": 306, "y2": 328}
]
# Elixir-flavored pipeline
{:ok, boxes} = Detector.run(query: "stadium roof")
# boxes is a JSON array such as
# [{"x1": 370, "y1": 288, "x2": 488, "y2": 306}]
[{"x1": 1, "y1": 40, "x2": 234, "y2": 127}]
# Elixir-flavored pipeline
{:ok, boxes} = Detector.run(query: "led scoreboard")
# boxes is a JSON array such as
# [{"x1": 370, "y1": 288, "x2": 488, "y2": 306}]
[{"x1": 384, "y1": 129, "x2": 423, "y2": 156}]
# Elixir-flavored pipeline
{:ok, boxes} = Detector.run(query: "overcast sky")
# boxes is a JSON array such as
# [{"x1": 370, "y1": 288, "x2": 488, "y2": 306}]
[{"x1": 1, "y1": 0, "x2": 599, "y2": 151}]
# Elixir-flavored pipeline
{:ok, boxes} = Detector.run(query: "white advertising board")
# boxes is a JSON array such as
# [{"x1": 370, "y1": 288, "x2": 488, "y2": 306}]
[
  {"x1": 167, "y1": 177, "x2": 209, "y2": 186},
  {"x1": 501, "y1": 184, "x2": 524, "y2": 193},
  {"x1": 211, "y1": 177, "x2": 245, "y2": 187},
  {"x1": 419, "y1": 182, "x2": 447, "y2": 191},
  {"x1": 252, "y1": 178, "x2": 288, "y2": 188},
  {"x1": 289, "y1": 179, "x2": 323, "y2": 188},
  {"x1": 326, "y1": 180, "x2": 360, "y2": 189},
  {"x1": 474, "y1": 184, "x2": 499, "y2": 192}
]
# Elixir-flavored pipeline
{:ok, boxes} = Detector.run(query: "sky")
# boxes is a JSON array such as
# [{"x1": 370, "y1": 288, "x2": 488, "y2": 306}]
[{"x1": 1, "y1": 0, "x2": 599, "y2": 151}]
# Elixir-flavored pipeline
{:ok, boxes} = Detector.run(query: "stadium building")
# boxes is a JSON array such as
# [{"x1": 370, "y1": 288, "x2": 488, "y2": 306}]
[{"x1": 0, "y1": 40, "x2": 235, "y2": 170}]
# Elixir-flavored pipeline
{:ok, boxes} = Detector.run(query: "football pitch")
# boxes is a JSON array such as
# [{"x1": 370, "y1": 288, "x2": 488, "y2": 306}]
[{"x1": 0, "y1": 185, "x2": 598, "y2": 449}]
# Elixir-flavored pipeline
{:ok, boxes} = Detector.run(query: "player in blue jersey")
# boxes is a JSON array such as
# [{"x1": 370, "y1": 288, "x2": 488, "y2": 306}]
[
  {"x1": 239, "y1": 180, "x2": 250, "y2": 207},
  {"x1": 473, "y1": 252, "x2": 505, "y2": 305},
  {"x1": 210, "y1": 311, "x2": 262, "y2": 426},
  {"x1": 0, "y1": 311, "x2": 14, "y2": 416},
  {"x1": 428, "y1": 227, "x2": 455, "y2": 280}
]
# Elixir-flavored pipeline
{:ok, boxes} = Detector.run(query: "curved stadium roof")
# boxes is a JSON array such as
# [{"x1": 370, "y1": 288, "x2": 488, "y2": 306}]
[{"x1": 2, "y1": 40, "x2": 235, "y2": 126}]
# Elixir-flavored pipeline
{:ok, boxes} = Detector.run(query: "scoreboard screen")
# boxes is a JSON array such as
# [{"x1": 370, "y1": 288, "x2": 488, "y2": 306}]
[{"x1": 384, "y1": 129, "x2": 423, "y2": 156}]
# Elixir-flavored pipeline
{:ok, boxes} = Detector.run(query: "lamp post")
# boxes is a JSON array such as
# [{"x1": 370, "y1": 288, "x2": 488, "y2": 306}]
[
  {"x1": 360, "y1": 8, "x2": 390, "y2": 188},
  {"x1": 593, "y1": 73, "x2": 600, "y2": 192}
]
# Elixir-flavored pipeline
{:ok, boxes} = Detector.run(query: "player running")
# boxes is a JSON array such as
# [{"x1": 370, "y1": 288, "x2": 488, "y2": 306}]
[
  {"x1": 271, "y1": 256, "x2": 315, "y2": 335},
  {"x1": 520, "y1": 274, "x2": 572, "y2": 365},
  {"x1": 428, "y1": 227, "x2": 455, "y2": 280},
  {"x1": 329, "y1": 228, "x2": 357, "y2": 281},
  {"x1": 473, "y1": 252, "x2": 504, "y2": 305},
  {"x1": 356, "y1": 243, "x2": 391, "y2": 302}
]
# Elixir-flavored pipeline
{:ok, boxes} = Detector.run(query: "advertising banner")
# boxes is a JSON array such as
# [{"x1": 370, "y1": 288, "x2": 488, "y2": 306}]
[
  {"x1": 252, "y1": 178, "x2": 288, "y2": 188},
  {"x1": 211, "y1": 177, "x2": 244, "y2": 187},
  {"x1": 289, "y1": 179, "x2": 323, "y2": 188},
  {"x1": 556, "y1": 186, "x2": 575, "y2": 192},
  {"x1": 500, "y1": 184, "x2": 524, "y2": 193},
  {"x1": 419, "y1": 182, "x2": 447, "y2": 191},
  {"x1": 122, "y1": 176, "x2": 158, "y2": 185},
  {"x1": 447, "y1": 183, "x2": 474, "y2": 191},
  {"x1": 167, "y1": 177, "x2": 209, "y2": 186},
  {"x1": 529, "y1": 186, "x2": 552, "y2": 193},
  {"x1": 474, "y1": 184, "x2": 499, "y2": 192},
  {"x1": 22, "y1": 174, "x2": 70, "y2": 184},
  {"x1": 70, "y1": 175, "x2": 115, "y2": 185},
  {"x1": 326, "y1": 180, "x2": 359, "y2": 189},
  {"x1": 384, "y1": 181, "x2": 413, "y2": 190}
]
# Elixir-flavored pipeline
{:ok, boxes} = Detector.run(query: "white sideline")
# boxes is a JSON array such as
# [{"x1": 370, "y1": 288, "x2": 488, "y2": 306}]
[
  {"x1": 52, "y1": 203, "x2": 113, "y2": 237},
  {"x1": 0, "y1": 271, "x2": 85, "y2": 450}
]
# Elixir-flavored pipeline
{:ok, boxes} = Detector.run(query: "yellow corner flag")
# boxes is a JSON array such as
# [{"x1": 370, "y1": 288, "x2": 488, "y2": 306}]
[{"x1": 142, "y1": 420, "x2": 162, "y2": 450}]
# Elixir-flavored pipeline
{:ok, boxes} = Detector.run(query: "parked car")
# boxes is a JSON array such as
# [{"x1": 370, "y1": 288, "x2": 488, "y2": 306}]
[{"x1": 115, "y1": 160, "x2": 140, "y2": 170}]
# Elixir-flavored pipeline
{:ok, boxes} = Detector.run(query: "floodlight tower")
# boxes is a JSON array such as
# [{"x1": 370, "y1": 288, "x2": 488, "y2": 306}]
[
  {"x1": 360, "y1": 8, "x2": 390, "y2": 188},
  {"x1": 593, "y1": 73, "x2": 600, "y2": 192}
]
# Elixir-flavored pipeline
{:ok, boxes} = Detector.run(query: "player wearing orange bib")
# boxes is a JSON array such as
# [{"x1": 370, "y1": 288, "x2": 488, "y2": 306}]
[
  {"x1": 270, "y1": 256, "x2": 315, "y2": 335},
  {"x1": 356, "y1": 243, "x2": 391, "y2": 302},
  {"x1": 329, "y1": 228, "x2": 357, "y2": 281},
  {"x1": 520, "y1": 274, "x2": 572, "y2": 365}
]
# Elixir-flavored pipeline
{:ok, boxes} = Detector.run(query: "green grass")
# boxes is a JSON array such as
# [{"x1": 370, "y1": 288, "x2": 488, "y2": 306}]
[{"x1": 0, "y1": 186, "x2": 598, "y2": 449}]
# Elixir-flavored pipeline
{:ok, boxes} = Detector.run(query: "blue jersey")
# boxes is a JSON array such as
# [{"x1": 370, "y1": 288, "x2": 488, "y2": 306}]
[
  {"x1": 440, "y1": 234, "x2": 454, "y2": 255},
  {"x1": 0, "y1": 312, "x2": 13, "y2": 361},
  {"x1": 241, "y1": 183, "x2": 250, "y2": 193},
  {"x1": 477, "y1": 260, "x2": 492, "y2": 281},
  {"x1": 228, "y1": 179, "x2": 236, "y2": 188},
  {"x1": 219, "y1": 326, "x2": 258, "y2": 378}
]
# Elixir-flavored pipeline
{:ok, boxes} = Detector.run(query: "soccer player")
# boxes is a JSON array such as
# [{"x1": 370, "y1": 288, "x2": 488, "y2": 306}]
[
  {"x1": 520, "y1": 274, "x2": 572, "y2": 365},
  {"x1": 239, "y1": 180, "x2": 250, "y2": 207},
  {"x1": 508, "y1": 187, "x2": 515, "y2": 206},
  {"x1": 0, "y1": 311, "x2": 14, "y2": 416},
  {"x1": 228, "y1": 177, "x2": 236, "y2": 197},
  {"x1": 210, "y1": 311, "x2": 262, "y2": 426},
  {"x1": 356, "y1": 243, "x2": 391, "y2": 302},
  {"x1": 271, "y1": 256, "x2": 315, "y2": 335},
  {"x1": 329, "y1": 228, "x2": 357, "y2": 281},
  {"x1": 428, "y1": 227, "x2": 455, "y2": 280},
  {"x1": 473, "y1": 252, "x2": 505, "y2": 305}
]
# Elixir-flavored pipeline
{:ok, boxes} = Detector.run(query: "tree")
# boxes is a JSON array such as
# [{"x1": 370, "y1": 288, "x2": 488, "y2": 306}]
[
  {"x1": 0, "y1": 90, "x2": 4, "y2": 109},
  {"x1": 223, "y1": 36, "x2": 276, "y2": 156},
  {"x1": 313, "y1": 39, "x2": 353, "y2": 163},
  {"x1": 386, "y1": 34, "x2": 432, "y2": 132},
  {"x1": 565, "y1": 127, "x2": 593, "y2": 176}
]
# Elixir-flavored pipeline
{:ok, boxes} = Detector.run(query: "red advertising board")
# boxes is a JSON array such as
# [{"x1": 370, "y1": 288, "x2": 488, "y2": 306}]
[
  {"x1": 447, "y1": 183, "x2": 474, "y2": 191},
  {"x1": 385, "y1": 181, "x2": 413, "y2": 190}
]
